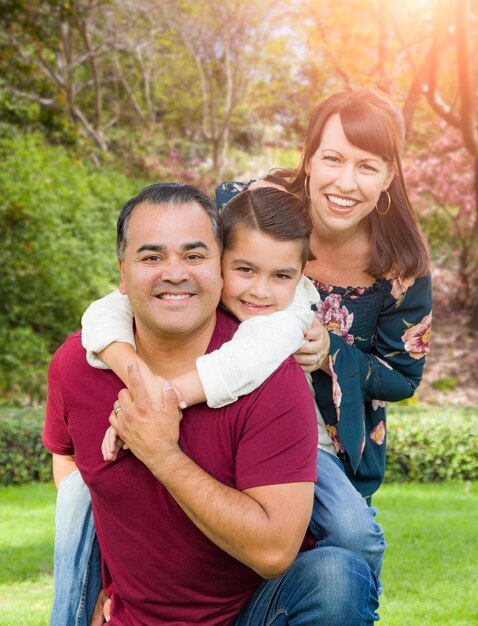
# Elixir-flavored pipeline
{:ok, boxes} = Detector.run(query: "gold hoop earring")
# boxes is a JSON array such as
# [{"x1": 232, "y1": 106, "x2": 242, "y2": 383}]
[
  {"x1": 376, "y1": 190, "x2": 391, "y2": 216},
  {"x1": 304, "y1": 175, "x2": 311, "y2": 200}
]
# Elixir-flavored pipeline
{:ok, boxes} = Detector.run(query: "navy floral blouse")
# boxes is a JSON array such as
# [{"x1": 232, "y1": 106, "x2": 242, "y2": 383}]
[{"x1": 216, "y1": 182, "x2": 432, "y2": 498}]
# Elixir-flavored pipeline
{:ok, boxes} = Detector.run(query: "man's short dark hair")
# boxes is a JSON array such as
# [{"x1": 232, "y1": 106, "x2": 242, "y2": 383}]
[{"x1": 117, "y1": 183, "x2": 223, "y2": 260}]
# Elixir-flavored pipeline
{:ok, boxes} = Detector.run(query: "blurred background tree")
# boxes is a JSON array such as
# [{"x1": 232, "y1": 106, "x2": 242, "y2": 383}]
[{"x1": 0, "y1": 0, "x2": 476, "y2": 405}]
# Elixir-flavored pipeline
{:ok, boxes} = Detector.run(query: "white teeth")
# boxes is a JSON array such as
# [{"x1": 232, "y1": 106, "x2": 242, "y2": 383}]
[
  {"x1": 159, "y1": 294, "x2": 190, "y2": 300},
  {"x1": 327, "y1": 195, "x2": 357, "y2": 207},
  {"x1": 242, "y1": 301, "x2": 269, "y2": 308}
]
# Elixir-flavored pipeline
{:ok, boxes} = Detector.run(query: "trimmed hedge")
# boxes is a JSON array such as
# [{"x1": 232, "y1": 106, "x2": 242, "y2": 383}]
[
  {"x1": 0, "y1": 405, "x2": 477, "y2": 486},
  {"x1": 385, "y1": 406, "x2": 478, "y2": 483},
  {"x1": 0, "y1": 407, "x2": 51, "y2": 485}
]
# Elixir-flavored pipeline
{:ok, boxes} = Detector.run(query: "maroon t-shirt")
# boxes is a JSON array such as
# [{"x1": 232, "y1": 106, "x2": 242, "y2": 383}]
[{"x1": 43, "y1": 308, "x2": 318, "y2": 625}]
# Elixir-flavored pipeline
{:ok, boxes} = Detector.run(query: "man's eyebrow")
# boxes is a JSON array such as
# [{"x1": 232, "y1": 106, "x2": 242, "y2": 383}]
[
  {"x1": 183, "y1": 241, "x2": 210, "y2": 251},
  {"x1": 136, "y1": 243, "x2": 166, "y2": 254},
  {"x1": 136, "y1": 241, "x2": 210, "y2": 254}
]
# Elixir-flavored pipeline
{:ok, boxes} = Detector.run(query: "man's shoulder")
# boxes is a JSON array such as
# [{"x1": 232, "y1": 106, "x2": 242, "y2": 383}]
[
  {"x1": 52, "y1": 330, "x2": 85, "y2": 363},
  {"x1": 50, "y1": 330, "x2": 101, "y2": 381}
]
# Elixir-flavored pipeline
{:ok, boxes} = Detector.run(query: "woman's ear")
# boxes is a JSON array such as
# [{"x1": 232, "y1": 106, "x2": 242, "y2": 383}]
[{"x1": 383, "y1": 163, "x2": 395, "y2": 190}]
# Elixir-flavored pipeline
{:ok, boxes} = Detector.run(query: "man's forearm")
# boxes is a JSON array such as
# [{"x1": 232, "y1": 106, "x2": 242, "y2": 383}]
[{"x1": 145, "y1": 446, "x2": 313, "y2": 579}]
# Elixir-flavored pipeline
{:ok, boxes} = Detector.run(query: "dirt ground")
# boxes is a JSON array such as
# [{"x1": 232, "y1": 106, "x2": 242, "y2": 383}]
[{"x1": 418, "y1": 267, "x2": 478, "y2": 407}]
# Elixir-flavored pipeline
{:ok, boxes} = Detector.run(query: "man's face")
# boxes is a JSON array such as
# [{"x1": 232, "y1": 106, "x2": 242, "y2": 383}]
[{"x1": 119, "y1": 201, "x2": 223, "y2": 341}]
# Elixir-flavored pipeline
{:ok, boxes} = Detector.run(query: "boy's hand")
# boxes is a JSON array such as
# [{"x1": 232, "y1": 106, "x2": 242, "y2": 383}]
[
  {"x1": 136, "y1": 361, "x2": 187, "y2": 409},
  {"x1": 90, "y1": 589, "x2": 110, "y2": 624},
  {"x1": 101, "y1": 424, "x2": 127, "y2": 462}
]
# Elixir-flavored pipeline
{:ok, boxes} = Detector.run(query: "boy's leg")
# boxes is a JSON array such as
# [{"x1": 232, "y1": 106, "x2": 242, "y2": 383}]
[
  {"x1": 233, "y1": 547, "x2": 379, "y2": 625},
  {"x1": 50, "y1": 469, "x2": 102, "y2": 626},
  {"x1": 309, "y1": 449, "x2": 386, "y2": 581}
]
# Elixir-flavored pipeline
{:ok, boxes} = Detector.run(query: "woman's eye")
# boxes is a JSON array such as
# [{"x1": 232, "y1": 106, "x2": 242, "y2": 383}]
[
  {"x1": 323, "y1": 155, "x2": 340, "y2": 164},
  {"x1": 361, "y1": 163, "x2": 379, "y2": 173}
]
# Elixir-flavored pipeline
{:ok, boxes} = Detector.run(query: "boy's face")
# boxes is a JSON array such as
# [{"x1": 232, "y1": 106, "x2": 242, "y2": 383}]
[{"x1": 220, "y1": 227, "x2": 304, "y2": 322}]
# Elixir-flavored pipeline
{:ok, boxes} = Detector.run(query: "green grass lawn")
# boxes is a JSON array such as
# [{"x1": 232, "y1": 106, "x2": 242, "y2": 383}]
[{"x1": 0, "y1": 481, "x2": 477, "y2": 625}]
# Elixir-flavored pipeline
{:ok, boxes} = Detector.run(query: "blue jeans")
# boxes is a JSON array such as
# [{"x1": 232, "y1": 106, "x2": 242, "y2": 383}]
[
  {"x1": 233, "y1": 547, "x2": 379, "y2": 625},
  {"x1": 50, "y1": 469, "x2": 101, "y2": 626},
  {"x1": 310, "y1": 449, "x2": 386, "y2": 583}
]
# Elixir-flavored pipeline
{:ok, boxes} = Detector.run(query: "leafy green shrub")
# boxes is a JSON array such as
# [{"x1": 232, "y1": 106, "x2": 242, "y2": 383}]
[
  {"x1": 0, "y1": 407, "x2": 51, "y2": 485},
  {"x1": 1, "y1": 405, "x2": 477, "y2": 486},
  {"x1": 0, "y1": 131, "x2": 143, "y2": 404},
  {"x1": 386, "y1": 406, "x2": 478, "y2": 482}
]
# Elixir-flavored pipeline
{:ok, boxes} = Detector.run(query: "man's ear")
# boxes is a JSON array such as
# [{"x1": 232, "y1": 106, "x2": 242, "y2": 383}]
[{"x1": 118, "y1": 258, "x2": 127, "y2": 295}]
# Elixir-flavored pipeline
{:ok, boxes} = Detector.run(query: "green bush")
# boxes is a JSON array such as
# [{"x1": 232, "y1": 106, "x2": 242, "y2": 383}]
[
  {"x1": 386, "y1": 406, "x2": 478, "y2": 482},
  {"x1": 1, "y1": 405, "x2": 477, "y2": 486},
  {"x1": 0, "y1": 407, "x2": 51, "y2": 485},
  {"x1": 0, "y1": 131, "x2": 143, "y2": 404}
]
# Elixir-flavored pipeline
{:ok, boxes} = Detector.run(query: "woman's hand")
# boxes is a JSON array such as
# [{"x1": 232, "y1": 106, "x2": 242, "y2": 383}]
[{"x1": 294, "y1": 317, "x2": 330, "y2": 374}]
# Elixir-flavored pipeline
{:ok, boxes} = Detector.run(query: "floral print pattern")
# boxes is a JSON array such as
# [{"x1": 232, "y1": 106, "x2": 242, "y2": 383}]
[
  {"x1": 329, "y1": 356, "x2": 342, "y2": 421},
  {"x1": 371, "y1": 399, "x2": 386, "y2": 411},
  {"x1": 315, "y1": 294, "x2": 354, "y2": 345},
  {"x1": 390, "y1": 276, "x2": 416, "y2": 301},
  {"x1": 402, "y1": 312, "x2": 432, "y2": 359},
  {"x1": 326, "y1": 424, "x2": 345, "y2": 453},
  {"x1": 370, "y1": 420, "x2": 386, "y2": 445}
]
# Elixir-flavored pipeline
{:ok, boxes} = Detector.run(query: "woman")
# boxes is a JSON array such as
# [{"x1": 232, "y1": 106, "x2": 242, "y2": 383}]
[{"x1": 217, "y1": 84, "x2": 431, "y2": 557}]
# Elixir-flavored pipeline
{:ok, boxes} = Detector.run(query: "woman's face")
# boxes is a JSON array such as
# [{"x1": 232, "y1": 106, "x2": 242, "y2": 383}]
[{"x1": 306, "y1": 114, "x2": 394, "y2": 238}]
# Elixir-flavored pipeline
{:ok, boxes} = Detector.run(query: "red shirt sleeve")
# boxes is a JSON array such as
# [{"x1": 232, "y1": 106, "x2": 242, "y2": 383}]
[{"x1": 42, "y1": 343, "x2": 75, "y2": 456}]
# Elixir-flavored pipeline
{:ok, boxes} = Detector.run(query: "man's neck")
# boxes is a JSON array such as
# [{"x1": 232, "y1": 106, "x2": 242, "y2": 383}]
[{"x1": 134, "y1": 313, "x2": 217, "y2": 379}]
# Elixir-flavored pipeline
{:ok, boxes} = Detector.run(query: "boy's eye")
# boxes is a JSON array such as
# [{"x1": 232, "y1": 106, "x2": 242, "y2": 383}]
[
  {"x1": 275, "y1": 273, "x2": 292, "y2": 280},
  {"x1": 237, "y1": 266, "x2": 254, "y2": 274}
]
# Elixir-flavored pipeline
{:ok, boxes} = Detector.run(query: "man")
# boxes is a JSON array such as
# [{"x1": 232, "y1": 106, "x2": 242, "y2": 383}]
[{"x1": 43, "y1": 183, "x2": 379, "y2": 625}]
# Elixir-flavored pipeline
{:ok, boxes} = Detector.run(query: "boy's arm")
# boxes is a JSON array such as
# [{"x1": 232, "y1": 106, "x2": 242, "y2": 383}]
[
  {"x1": 82, "y1": 278, "x2": 322, "y2": 410},
  {"x1": 81, "y1": 290, "x2": 136, "y2": 368},
  {"x1": 196, "y1": 276, "x2": 320, "y2": 407}
]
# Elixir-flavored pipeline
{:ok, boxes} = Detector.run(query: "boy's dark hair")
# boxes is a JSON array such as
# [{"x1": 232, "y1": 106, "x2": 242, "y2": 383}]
[{"x1": 220, "y1": 187, "x2": 312, "y2": 266}]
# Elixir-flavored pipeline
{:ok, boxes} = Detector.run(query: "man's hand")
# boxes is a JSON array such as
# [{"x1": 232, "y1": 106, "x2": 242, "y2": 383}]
[
  {"x1": 294, "y1": 317, "x2": 330, "y2": 374},
  {"x1": 109, "y1": 361, "x2": 183, "y2": 473}
]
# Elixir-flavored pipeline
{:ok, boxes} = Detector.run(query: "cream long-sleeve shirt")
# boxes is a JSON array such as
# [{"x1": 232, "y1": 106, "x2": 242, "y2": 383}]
[{"x1": 81, "y1": 276, "x2": 335, "y2": 454}]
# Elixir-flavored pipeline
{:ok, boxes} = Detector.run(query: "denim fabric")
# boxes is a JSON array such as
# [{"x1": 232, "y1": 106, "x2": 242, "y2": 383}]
[
  {"x1": 50, "y1": 470, "x2": 101, "y2": 626},
  {"x1": 233, "y1": 547, "x2": 379, "y2": 625},
  {"x1": 310, "y1": 449, "x2": 386, "y2": 583}
]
